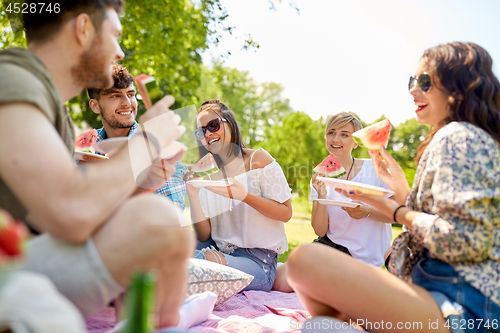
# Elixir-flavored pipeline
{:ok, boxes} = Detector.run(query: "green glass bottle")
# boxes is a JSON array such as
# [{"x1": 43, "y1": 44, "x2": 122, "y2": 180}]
[{"x1": 122, "y1": 271, "x2": 156, "y2": 333}]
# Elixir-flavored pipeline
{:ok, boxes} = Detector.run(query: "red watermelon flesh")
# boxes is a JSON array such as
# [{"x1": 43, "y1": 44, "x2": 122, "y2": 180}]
[
  {"x1": 313, "y1": 153, "x2": 346, "y2": 178},
  {"x1": 352, "y1": 119, "x2": 392, "y2": 150},
  {"x1": 192, "y1": 153, "x2": 219, "y2": 178},
  {"x1": 75, "y1": 129, "x2": 98, "y2": 151}
]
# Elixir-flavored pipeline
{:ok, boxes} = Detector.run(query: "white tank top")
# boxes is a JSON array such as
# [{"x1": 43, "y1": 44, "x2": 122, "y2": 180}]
[
  {"x1": 199, "y1": 149, "x2": 292, "y2": 254},
  {"x1": 310, "y1": 159, "x2": 392, "y2": 267}
]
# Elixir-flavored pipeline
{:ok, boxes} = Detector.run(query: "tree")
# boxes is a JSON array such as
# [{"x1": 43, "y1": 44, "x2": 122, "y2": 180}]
[
  {"x1": 1, "y1": 0, "x2": 232, "y2": 128},
  {"x1": 196, "y1": 62, "x2": 293, "y2": 147},
  {"x1": 257, "y1": 112, "x2": 326, "y2": 196}
]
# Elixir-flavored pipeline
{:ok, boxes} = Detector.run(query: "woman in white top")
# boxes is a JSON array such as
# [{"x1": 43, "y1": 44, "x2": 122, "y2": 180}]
[
  {"x1": 185, "y1": 100, "x2": 293, "y2": 291},
  {"x1": 272, "y1": 112, "x2": 394, "y2": 292},
  {"x1": 309, "y1": 112, "x2": 394, "y2": 267}
]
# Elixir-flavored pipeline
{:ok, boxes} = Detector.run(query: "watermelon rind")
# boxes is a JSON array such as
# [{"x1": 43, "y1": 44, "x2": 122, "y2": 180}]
[
  {"x1": 352, "y1": 119, "x2": 392, "y2": 150},
  {"x1": 193, "y1": 169, "x2": 219, "y2": 178},
  {"x1": 192, "y1": 153, "x2": 219, "y2": 178},
  {"x1": 313, "y1": 165, "x2": 346, "y2": 178},
  {"x1": 312, "y1": 153, "x2": 346, "y2": 178}
]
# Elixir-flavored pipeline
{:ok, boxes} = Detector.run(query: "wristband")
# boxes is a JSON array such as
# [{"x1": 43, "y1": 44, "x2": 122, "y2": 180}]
[
  {"x1": 364, "y1": 205, "x2": 371, "y2": 218},
  {"x1": 393, "y1": 205, "x2": 405, "y2": 223}
]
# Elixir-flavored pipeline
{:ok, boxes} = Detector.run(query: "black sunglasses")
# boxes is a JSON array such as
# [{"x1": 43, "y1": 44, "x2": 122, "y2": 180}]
[
  {"x1": 408, "y1": 72, "x2": 431, "y2": 92},
  {"x1": 194, "y1": 118, "x2": 228, "y2": 140}
]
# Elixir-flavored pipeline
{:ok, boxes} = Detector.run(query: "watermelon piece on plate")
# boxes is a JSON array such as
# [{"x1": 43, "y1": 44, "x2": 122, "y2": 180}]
[
  {"x1": 352, "y1": 119, "x2": 392, "y2": 150},
  {"x1": 313, "y1": 153, "x2": 346, "y2": 178},
  {"x1": 135, "y1": 74, "x2": 163, "y2": 110},
  {"x1": 75, "y1": 129, "x2": 98, "y2": 153},
  {"x1": 192, "y1": 153, "x2": 219, "y2": 178}
]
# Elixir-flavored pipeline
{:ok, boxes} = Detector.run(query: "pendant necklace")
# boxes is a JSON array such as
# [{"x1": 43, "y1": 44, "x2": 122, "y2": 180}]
[{"x1": 346, "y1": 157, "x2": 355, "y2": 180}]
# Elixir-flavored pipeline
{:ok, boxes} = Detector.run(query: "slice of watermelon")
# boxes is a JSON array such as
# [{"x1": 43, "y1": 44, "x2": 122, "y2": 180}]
[
  {"x1": 75, "y1": 129, "x2": 98, "y2": 153},
  {"x1": 352, "y1": 119, "x2": 392, "y2": 150},
  {"x1": 313, "y1": 153, "x2": 346, "y2": 178},
  {"x1": 135, "y1": 74, "x2": 163, "y2": 110},
  {"x1": 192, "y1": 153, "x2": 219, "y2": 178}
]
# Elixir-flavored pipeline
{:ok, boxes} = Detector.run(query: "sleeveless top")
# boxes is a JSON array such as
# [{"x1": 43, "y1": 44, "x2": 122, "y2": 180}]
[
  {"x1": 199, "y1": 149, "x2": 292, "y2": 254},
  {"x1": 309, "y1": 159, "x2": 392, "y2": 267}
]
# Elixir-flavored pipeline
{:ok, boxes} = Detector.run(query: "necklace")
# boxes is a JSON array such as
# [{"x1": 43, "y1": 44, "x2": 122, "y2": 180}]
[{"x1": 346, "y1": 157, "x2": 355, "y2": 180}]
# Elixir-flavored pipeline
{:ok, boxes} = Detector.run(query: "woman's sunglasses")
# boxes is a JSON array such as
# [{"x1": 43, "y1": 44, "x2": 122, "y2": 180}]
[
  {"x1": 194, "y1": 118, "x2": 228, "y2": 140},
  {"x1": 408, "y1": 72, "x2": 431, "y2": 92}
]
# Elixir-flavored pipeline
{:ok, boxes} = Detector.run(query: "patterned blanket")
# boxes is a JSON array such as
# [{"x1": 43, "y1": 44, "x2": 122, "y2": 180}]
[{"x1": 86, "y1": 291, "x2": 310, "y2": 333}]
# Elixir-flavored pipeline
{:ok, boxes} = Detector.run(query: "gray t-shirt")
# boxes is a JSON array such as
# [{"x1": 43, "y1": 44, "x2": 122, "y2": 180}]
[{"x1": 0, "y1": 48, "x2": 75, "y2": 230}]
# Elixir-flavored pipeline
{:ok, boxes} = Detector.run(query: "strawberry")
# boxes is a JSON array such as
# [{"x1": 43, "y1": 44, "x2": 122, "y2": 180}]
[
  {"x1": 0, "y1": 247, "x2": 8, "y2": 265},
  {"x1": 0, "y1": 210, "x2": 27, "y2": 256}
]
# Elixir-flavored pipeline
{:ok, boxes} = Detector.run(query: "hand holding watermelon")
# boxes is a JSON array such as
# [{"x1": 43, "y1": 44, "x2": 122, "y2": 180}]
[
  {"x1": 311, "y1": 173, "x2": 327, "y2": 199},
  {"x1": 136, "y1": 96, "x2": 186, "y2": 156},
  {"x1": 367, "y1": 148, "x2": 410, "y2": 205}
]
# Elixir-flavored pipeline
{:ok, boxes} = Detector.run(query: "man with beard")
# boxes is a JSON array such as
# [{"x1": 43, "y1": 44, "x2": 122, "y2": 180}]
[
  {"x1": 0, "y1": 0, "x2": 201, "y2": 329},
  {"x1": 87, "y1": 64, "x2": 188, "y2": 210}
]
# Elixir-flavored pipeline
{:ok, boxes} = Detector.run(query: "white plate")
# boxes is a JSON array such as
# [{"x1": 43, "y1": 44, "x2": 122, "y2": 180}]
[
  {"x1": 317, "y1": 177, "x2": 394, "y2": 197},
  {"x1": 74, "y1": 151, "x2": 109, "y2": 161},
  {"x1": 316, "y1": 199, "x2": 360, "y2": 208},
  {"x1": 187, "y1": 180, "x2": 234, "y2": 188},
  {"x1": 93, "y1": 137, "x2": 186, "y2": 159}
]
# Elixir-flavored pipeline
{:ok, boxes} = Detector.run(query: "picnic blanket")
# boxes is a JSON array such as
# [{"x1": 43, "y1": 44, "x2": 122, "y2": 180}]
[{"x1": 86, "y1": 291, "x2": 310, "y2": 333}]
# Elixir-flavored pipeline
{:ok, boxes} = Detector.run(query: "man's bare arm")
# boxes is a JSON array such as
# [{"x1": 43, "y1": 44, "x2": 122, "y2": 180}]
[{"x1": 0, "y1": 102, "x2": 182, "y2": 243}]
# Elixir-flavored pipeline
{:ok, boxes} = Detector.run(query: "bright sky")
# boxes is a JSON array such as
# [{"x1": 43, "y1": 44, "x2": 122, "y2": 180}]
[{"x1": 203, "y1": 0, "x2": 500, "y2": 126}]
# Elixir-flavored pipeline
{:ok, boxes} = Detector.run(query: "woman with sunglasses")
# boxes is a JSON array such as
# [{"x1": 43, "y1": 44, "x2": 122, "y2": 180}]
[
  {"x1": 185, "y1": 100, "x2": 293, "y2": 291},
  {"x1": 286, "y1": 42, "x2": 500, "y2": 332}
]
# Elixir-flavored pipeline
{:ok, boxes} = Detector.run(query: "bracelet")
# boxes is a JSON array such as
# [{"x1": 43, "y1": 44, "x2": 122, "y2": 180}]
[
  {"x1": 393, "y1": 205, "x2": 406, "y2": 223},
  {"x1": 364, "y1": 205, "x2": 371, "y2": 218}
]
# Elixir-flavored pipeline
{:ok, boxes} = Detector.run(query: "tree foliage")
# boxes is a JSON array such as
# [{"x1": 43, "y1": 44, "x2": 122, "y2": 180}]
[
  {"x1": 0, "y1": 0, "x2": 232, "y2": 128},
  {"x1": 256, "y1": 112, "x2": 326, "y2": 196},
  {"x1": 196, "y1": 62, "x2": 293, "y2": 147}
]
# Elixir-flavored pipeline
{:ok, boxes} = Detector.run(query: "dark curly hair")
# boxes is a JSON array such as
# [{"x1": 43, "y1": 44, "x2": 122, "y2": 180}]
[
  {"x1": 196, "y1": 100, "x2": 246, "y2": 165},
  {"x1": 87, "y1": 63, "x2": 134, "y2": 100},
  {"x1": 416, "y1": 42, "x2": 500, "y2": 162}
]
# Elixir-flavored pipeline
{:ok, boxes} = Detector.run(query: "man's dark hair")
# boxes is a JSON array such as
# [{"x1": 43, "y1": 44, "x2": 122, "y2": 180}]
[
  {"x1": 87, "y1": 63, "x2": 134, "y2": 100},
  {"x1": 23, "y1": 0, "x2": 125, "y2": 44}
]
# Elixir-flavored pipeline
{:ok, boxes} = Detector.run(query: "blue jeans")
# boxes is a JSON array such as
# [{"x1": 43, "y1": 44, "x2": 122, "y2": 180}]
[
  {"x1": 412, "y1": 258, "x2": 500, "y2": 333},
  {"x1": 194, "y1": 238, "x2": 278, "y2": 292}
]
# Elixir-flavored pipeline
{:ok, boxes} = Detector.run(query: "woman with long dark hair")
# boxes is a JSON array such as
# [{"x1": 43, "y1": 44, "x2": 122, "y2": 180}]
[
  {"x1": 287, "y1": 42, "x2": 500, "y2": 332},
  {"x1": 185, "y1": 100, "x2": 293, "y2": 291}
]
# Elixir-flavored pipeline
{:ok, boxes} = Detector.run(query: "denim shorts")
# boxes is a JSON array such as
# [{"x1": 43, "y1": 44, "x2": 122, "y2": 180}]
[
  {"x1": 194, "y1": 238, "x2": 278, "y2": 292},
  {"x1": 412, "y1": 258, "x2": 500, "y2": 333}
]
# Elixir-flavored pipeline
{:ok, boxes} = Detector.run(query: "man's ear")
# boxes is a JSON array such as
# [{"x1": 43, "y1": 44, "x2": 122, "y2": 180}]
[
  {"x1": 89, "y1": 99, "x2": 101, "y2": 115},
  {"x1": 74, "y1": 13, "x2": 95, "y2": 47}
]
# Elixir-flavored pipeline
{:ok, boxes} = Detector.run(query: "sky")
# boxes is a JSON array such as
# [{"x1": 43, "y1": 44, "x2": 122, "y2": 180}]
[{"x1": 203, "y1": 0, "x2": 500, "y2": 126}]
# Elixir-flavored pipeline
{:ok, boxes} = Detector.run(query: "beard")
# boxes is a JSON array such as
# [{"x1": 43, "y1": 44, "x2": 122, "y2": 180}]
[
  {"x1": 99, "y1": 105, "x2": 136, "y2": 129},
  {"x1": 71, "y1": 34, "x2": 113, "y2": 89}
]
